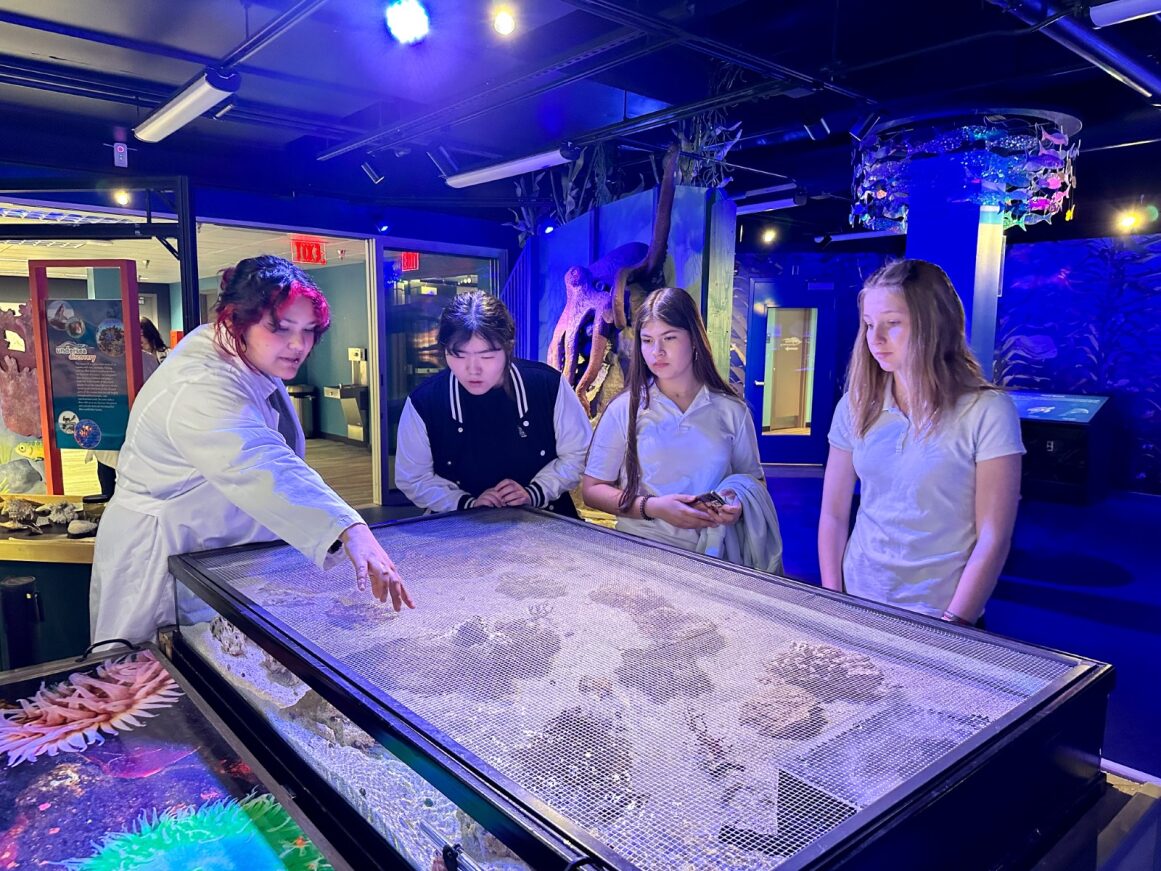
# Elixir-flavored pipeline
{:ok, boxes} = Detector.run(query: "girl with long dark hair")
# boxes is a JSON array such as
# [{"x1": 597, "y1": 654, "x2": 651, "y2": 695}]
[
  {"x1": 818, "y1": 259, "x2": 1024, "y2": 625},
  {"x1": 582, "y1": 288, "x2": 782, "y2": 570},
  {"x1": 91, "y1": 255, "x2": 413, "y2": 645},
  {"x1": 396, "y1": 291, "x2": 591, "y2": 516}
]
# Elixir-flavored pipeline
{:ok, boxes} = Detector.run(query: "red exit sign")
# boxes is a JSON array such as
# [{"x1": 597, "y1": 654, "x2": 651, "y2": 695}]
[
  {"x1": 290, "y1": 235, "x2": 327, "y2": 265},
  {"x1": 400, "y1": 251, "x2": 420, "y2": 272}
]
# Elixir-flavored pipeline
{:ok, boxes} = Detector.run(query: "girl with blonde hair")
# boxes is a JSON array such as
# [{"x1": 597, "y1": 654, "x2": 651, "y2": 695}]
[{"x1": 818, "y1": 259, "x2": 1024, "y2": 625}]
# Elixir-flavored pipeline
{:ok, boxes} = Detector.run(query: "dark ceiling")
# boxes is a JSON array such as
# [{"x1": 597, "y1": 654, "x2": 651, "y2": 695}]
[{"x1": 0, "y1": 0, "x2": 1159, "y2": 243}]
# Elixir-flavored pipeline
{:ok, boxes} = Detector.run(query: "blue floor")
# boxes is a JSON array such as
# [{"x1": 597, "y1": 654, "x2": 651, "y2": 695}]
[{"x1": 768, "y1": 476, "x2": 1161, "y2": 778}]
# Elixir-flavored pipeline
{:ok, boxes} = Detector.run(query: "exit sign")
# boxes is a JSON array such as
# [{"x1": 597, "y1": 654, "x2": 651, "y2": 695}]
[
  {"x1": 290, "y1": 235, "x2": 327, "y2": 265},
  {"x1": 400, "y1": 251, "x2": 420, "y2": 272}
]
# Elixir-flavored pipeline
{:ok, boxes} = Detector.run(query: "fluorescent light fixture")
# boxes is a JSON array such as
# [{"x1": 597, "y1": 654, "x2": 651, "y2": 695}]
[
  {"x1": 361, "y1": 160, "x2": 385, "y2": 184},
  {"x1": 445, "y1": 147, "x2": 571, "y2": 189},
  {"x1": 1090, "y1": 0, "x2": 1161, "y2": 26},
  {"x1": 737, "y1": 182, "x2": 799, "y2": 198},
  {"x1": 814, "y1": 228, "x2": 905, "y2": 244},
  {"x1": 134, "y1": 68, "x2": 240, "y2": 143},
  {"x1": 735, "y1": 188, "x2": 807, "y2": 215}
]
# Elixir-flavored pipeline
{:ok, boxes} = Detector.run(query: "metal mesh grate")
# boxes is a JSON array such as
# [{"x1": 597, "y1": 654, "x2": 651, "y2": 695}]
[{"x1": 189, "y1": 510, "x2": 1082, "y2": 870}]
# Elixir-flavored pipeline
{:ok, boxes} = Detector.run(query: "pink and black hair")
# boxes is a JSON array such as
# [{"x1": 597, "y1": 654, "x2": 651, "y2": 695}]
[{"x1": 213, "y1": 255, "x2": 330, "y2": 366}]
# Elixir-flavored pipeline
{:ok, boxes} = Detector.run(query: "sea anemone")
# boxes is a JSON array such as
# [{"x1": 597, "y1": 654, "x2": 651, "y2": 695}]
[
  {"x1": 0, "y1": 651, "x2": 183, "y2": 767},
  {"x1": 59, "y1": 791, "x2": 333, "y2": 871}
]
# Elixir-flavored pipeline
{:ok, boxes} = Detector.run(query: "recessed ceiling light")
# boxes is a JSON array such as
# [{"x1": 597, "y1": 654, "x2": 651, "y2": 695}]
[
  {"x1": 385, "y1": 0, "x2": 430, "y2": 44},
  {"x1": 494, "y1": 7, "x2": 516, "y2": 35}
]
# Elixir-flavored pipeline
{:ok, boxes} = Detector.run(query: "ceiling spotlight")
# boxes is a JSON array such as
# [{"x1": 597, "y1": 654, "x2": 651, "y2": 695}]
[
  {"x1": 1116, "y1": 211, "x2": 1140, "y2": 231},
  {"x1": 112, "y1": 189, "x2": 131, "y2": 206},
  {"x1": 761, "y1": 227, "x2": 778, "y2": 245},
  {"x1": 361, "y1": 160, "x2": 385, "y2": 184},
  {"x1": 493, "y1": 7, "x2": 516, "y2": 35},
  {"x1": 385, "y1": 0, "x2": 430, "y2": 44},
  {"x1": 543, "y1": 222, "x2": 556, "y2": 235}
]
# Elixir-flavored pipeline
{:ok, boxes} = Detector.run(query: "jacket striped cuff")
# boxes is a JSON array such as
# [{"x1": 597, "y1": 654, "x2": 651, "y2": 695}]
[
  {"x1": 525, "y1": 482, "x2": 546, "y2": 508},
  {"x1": 457, "y1": 494, "x2": 476, "y2": 511}
]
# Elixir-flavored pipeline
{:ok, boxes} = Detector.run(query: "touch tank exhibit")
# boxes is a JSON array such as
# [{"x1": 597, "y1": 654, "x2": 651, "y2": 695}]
[
  {"x1": 160, "y1": 508, "x2": 1114, "y2": 871},
  {"x1": 0, "y1": 646, "x2": 341, "y2": 870}
]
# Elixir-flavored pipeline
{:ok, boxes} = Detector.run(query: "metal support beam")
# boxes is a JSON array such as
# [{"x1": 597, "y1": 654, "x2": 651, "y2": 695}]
[
  {"x1": 319, "y1": 30, "x2": 673, "y2": 160},
  {"x1": 0, "y1": 53, "x2": 365, "y2": 140},
  {"x1": 0, "y1": 224, "x2": 178, "y2": 240},
  {"x1": 557, "y1": 0, "x2": 872, "y2": 103},
  {"x1": 570, "y1": 77, "x2": 797, "y2": 147},
  {"x1": 220, "y1": 0, "x2": 329, "y2": 70},
  {"x1": 175, "y1": 176, "x2": 200, "y2": 335}
]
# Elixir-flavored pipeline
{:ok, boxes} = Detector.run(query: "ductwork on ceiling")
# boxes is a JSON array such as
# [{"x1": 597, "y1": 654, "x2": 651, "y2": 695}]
[{"x1": 988, "y1": 0, "x2": 1161, "y2": 97}]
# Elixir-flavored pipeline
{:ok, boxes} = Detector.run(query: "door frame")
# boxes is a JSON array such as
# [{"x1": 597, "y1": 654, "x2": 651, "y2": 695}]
[{"x1": 744, "y1": 279, "x2": 838, "y2": 465}]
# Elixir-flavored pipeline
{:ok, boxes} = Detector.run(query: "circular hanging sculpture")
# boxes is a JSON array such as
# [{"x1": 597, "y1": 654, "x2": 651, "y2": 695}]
[{"x1": 851, "y1": 109, "x2": 1081, "y2": 232}]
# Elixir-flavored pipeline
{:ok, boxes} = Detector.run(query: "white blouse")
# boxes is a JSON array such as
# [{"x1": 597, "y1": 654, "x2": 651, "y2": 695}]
[{"x1": 586, "y1": 383, "x2": 764, "y2": 550}]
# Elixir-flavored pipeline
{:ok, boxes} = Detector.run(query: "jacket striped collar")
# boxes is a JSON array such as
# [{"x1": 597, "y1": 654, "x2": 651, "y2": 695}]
[{"x1": 448, "y1": 363, "x2": 529, "y2": 424}]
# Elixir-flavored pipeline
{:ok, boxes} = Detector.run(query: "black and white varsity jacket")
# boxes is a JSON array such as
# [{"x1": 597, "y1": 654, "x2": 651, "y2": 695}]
[{"x1": 395, "y1": 359, "x2": 591, "y2": 516}]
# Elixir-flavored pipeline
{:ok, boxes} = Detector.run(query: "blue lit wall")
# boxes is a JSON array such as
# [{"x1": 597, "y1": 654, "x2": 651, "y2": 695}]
[
  {"x1": 996, "y1": 233, "x2": 1161, "y2": 493},
  {"x1": 735, "y1": 234, "x2": 1161, "y2": 494}
]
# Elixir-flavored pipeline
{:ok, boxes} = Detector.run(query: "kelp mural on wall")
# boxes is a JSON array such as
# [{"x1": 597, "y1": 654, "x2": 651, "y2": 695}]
[{"x1": 996, "y1": 233, "x2": 1161, "y2": 493}]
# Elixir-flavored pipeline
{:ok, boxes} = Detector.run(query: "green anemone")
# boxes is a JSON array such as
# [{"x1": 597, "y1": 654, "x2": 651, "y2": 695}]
[{"x1": 61, "y1": 790, "x2": 333, "y2": 871}]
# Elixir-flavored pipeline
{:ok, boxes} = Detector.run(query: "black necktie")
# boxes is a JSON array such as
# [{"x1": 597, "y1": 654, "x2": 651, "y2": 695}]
[{"x1": 268, "y1": 387, "x2": 298, "y2": 450}]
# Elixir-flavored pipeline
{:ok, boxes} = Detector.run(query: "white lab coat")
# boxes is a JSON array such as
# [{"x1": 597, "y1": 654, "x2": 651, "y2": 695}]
[{"x1": 89, "y1": 324, "x2": 363, "y2": 645}]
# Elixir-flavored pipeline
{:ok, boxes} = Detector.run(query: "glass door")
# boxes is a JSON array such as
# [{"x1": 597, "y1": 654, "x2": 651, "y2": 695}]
[
  {"x1": 744, "y1": 281, "x2": 837, "y2": 464},
  {"x1": 378, "y1": 248, "x2": 498, "y2": 489}
]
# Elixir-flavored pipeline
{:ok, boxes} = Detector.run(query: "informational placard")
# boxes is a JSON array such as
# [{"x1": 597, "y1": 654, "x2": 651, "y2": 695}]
[{"x1": 44, "y1": 298, "x2": 130, "y2": 451}]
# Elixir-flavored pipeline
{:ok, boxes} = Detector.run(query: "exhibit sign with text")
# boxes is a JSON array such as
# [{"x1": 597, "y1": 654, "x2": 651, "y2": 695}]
[{"x1": 44, "y1": 298, "x2": 129, "y2": 451}]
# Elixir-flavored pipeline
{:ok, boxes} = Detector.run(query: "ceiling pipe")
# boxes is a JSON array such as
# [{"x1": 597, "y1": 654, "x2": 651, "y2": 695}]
[{"x1": 988, "y1": 0, "x2": 1161, "y2": 96}]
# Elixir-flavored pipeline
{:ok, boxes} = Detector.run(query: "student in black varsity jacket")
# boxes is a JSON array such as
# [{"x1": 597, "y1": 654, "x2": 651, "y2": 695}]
[{"x1": 396, "y1": 291, "x2": 592, "y2": 517}]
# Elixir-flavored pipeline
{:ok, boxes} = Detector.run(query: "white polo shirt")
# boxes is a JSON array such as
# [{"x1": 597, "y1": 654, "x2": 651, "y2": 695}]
[
  {"x1": 828, "y1": 383, "x2": 1025, "y2": 617},
  {"x1": 586, "y1": 383, "x2": 764, "y2": 551}
]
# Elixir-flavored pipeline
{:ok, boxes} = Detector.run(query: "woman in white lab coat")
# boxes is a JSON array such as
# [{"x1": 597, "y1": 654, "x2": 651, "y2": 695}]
[{"x1": 90, "y1": 256, "x2": 413, "y2": 646}]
